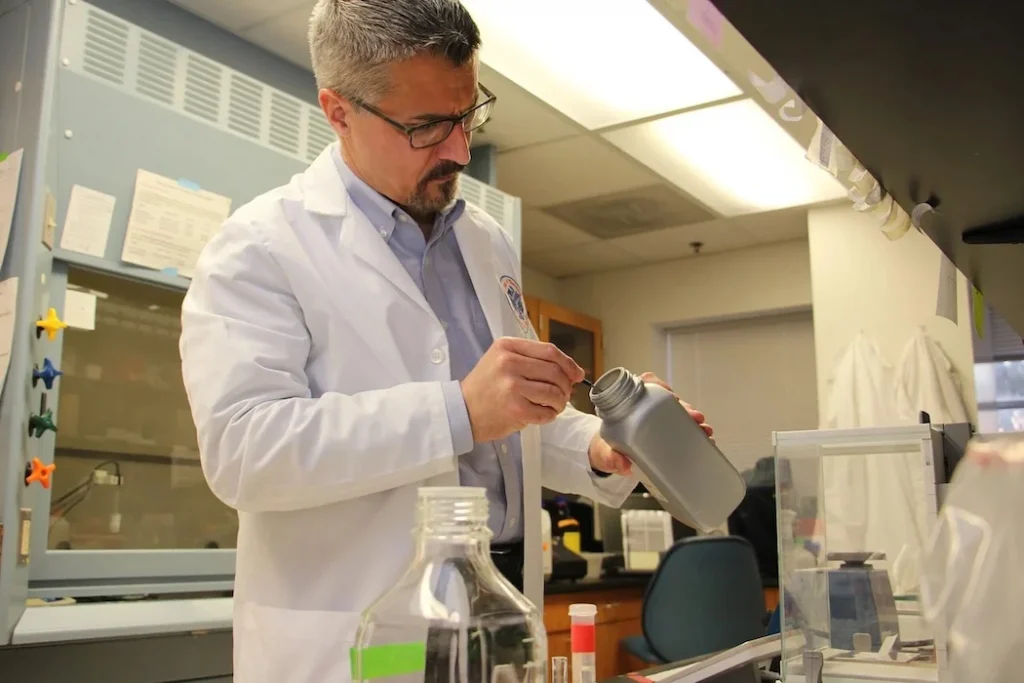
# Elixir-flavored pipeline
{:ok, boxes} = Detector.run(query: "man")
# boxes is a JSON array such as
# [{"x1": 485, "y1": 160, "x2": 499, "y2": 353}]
[{"x1": 179, "y1": 1, "x2": 712, "y2": 681}]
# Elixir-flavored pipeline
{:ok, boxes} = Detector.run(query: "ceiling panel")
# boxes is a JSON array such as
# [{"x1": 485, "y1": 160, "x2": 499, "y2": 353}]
[
  {"x1": 240, "y1": 5, "x2": 313, "y2": 69},
  {"x1": 729, "y1": 206, "x2": 810, "y2": 244},
  {"x1": 521, "y1": 209, "x2": 599, "y2": 254},
  {"x1": 169, "y1": 0, "x2": 309, "y2": 34},
  {"x1": 524, "y1": 242, "x2": 643, "y2": 278},
  {"x1": 603, "y1": 98, "x2": 846, "y2": 217},
  {"x1": 497, "y1": 136, "x2": 660, "y2": 209},
  {"x1": 545, "y1": 183, "x2": 713, "y2": 240},
  {"x1": 473, "y1": 65, "x2": 580, "y2": 151},
  {"x1": 608, "y1": 219, "x2": 754, "y2": 262}
]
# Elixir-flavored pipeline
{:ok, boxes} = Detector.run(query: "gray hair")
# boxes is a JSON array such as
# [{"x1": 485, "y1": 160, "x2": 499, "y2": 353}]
[{"x1": 308, "y1": 0, "x2": 482, "y2": 103}]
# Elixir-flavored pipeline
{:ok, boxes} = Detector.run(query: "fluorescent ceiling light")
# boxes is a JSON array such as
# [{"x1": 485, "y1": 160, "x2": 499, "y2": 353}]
[
  {"x1": 462, "y1": 0, "x2": 742, "y2": 130},
  {"x1": 603, "y1": 99, "x2": 848, "y2": 216}
]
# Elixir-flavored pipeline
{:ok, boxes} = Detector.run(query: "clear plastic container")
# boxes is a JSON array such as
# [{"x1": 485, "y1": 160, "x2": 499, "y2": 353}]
[
  {"x1": 773, "y1": 425, "x2": 944, "y2": 682},
  {"x1": 351, "y1": 487, "x2": 547, "y2": 683},
  {"x1": 551, "y1": 656, "x2": 568, "y2": 683},
  {"x1": 569, "y1": 604, "x2": 597, "y2": 683}
]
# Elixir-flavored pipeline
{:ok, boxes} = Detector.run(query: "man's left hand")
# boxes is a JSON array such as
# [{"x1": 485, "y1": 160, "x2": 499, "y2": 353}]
[{"x1": 588, "y1": 372, "x2": 714, "y2": 476}]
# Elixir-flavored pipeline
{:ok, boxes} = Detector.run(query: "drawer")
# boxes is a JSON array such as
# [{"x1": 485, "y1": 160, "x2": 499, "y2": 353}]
[
  {"x1": 593, "y1": 597, "x2": 642, "y2": 624},
  {"x1": 544, "y1": 588, "x2": 644, "y2": 633}
]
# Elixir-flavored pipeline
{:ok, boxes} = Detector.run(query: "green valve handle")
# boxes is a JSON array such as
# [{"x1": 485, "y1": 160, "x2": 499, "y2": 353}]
[
  {"x1": 350, "y1": 643, "x2": 426, "y2": 681},
  {"x1": 28, "y1": 409, "x2": 57, "y2": 438}
]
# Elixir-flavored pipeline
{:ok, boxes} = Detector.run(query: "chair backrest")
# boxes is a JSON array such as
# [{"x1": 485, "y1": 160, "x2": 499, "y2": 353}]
[{"x1": 641, "y1": 535, "x2": 767, "y2": 663}]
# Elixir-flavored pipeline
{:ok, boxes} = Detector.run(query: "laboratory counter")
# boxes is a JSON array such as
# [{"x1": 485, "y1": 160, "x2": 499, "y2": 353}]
[
  {"x1": 545, "y1": 578, "x2": 648, "y2": 680},
  {"x1": 544, "y1": 575, "x2": 652, "y2": 595},
  {"x1": 543, "y1": 577, "x2": 780, "y2": 680}
]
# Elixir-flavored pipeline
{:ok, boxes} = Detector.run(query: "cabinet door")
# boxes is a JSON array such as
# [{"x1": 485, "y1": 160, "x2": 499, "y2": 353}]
[
  {"x1": 537, "y1": 301, "x2": 603, "y2": 415},
  {"x1": 524, "y1": 294, "x2": 542, "y2": 338}
]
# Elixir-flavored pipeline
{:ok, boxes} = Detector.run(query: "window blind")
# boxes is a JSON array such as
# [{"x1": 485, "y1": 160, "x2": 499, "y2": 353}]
[
  {"x1": 669, "y1": 311, "x2": 820, "y2": 476},
  {"x1": 975, "y1": 304, "x2": 1024, "y2": 362}
]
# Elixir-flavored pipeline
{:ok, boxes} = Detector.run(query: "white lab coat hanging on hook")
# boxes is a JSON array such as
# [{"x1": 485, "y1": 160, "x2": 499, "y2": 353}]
[
  {"x1": 178, "y1": 143, "x2": 637, "y2": 683},
  {"x1": 822, "y1": 332, "x2": 895, "y2": 560},
  {"x1": 822, "y1": 331, "x2": 929, "y2": 595},
  {"x1": 895, "y1": 327, "x2": 970, "y2": 425},
  {"x1": 888, "y1": 328, "x2": 971, "y2": 593}
]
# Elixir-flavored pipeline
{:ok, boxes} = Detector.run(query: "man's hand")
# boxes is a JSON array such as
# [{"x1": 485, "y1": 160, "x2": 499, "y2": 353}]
[
  {"x1": 461, "y1": 337, "x2": 585, "y2": 442},
  {"x1": 588, "y1": 372, "x2": 714, "y2": 476},
  {"x1": 639, "y1": 372, "x2": 714, "y2": 439}
]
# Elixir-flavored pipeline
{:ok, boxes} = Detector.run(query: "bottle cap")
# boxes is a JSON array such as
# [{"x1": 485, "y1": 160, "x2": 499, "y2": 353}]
[{"x1": 569, "y1": 603, "x2": 597, "y2": 618}]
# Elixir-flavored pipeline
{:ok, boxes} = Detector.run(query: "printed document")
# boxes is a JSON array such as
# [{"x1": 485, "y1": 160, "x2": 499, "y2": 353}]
[
  {"x1": 0, "y1": 277, "x2": 19, "y2": 395},
  {"x1": 0, "y1": 150, "x2": 25, "y2": 268},
  {"x1": 60, "y1": 185, "x2": 117, "y2": 257},
  {"x1": 121, "y1": 170, "x2": 232, "y2": 278}
]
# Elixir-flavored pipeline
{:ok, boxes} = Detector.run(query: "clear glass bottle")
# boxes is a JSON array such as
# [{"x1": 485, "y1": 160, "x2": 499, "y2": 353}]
[{"x1": 351, "y1": 487, "x2": 547, "y2": 683}]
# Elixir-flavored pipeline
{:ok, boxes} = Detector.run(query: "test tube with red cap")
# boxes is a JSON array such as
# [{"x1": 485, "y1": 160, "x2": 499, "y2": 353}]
[{"x1": 569, "y1": 603, "x2": 597, "y2": 683}]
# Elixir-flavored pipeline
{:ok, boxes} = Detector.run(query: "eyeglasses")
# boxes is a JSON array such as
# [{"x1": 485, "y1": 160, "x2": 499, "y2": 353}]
[{"x1": 353, "y1": 84, "x2": 497, "y2": 149}]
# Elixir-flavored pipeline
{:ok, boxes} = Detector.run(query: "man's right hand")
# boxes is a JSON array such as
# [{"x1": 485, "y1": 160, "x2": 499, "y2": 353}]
[{"x1": 460, "y1": 337, "x2": 585, "y2": 443}]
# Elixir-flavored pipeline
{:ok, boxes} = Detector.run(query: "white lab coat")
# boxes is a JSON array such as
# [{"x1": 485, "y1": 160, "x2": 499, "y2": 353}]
[
  {"x1": 822, "y1": 330, "x2": 965, "y2": 595},
  {"x1": 889, "y1": 327, "x2": 970, "y2": 592},
  {"x1": 820, "y1": 332, "x2": 895, "y2": 569},
  {"x1": 895, "y1": 326, "x2": 970, "y2": 425},
  {"x1": 179, "y1": 144, "x2": 636, "y2": 683}
]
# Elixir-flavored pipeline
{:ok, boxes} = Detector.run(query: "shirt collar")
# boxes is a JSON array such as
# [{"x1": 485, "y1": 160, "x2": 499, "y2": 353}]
[{"x1": 333, "y1": 148, "x2": 466, "y2": 243}]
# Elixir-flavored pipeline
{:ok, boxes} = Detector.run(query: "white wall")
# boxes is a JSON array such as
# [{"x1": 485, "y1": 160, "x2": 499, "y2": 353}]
[
  {"x1": 559, "y1": 239, "x2": 815, "y2": 378},
  {"x1": 808, "y1": 205, "x2": 977, "y2": 424},
  {"x1": 522, "y1": 265, "x2": 562, "y2": 303}
]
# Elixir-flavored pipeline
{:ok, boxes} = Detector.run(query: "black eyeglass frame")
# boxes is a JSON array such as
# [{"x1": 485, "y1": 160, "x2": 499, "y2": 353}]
[{"x1": 351, "y1": 84, "x2": 497, "y2": 149}]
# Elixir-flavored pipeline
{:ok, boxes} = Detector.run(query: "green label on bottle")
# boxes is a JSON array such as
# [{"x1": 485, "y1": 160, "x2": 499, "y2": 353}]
[{"x1": 350, "y1": 642, "x2": 427, "y2": 680}]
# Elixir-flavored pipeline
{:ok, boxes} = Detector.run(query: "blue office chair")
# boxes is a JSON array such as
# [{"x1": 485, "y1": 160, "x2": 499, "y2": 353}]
[{"x1": 621, "y1": 536, "x2": 768, "y2": 665}]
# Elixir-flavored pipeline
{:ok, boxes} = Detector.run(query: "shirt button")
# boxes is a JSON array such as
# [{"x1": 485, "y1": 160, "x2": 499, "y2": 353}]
[
  {"x1": 509, "y1": 516, "x2": 518, "y2": 527},
  {"x1": 378, "y1": 229, "x2": 387, "y2": 238},
  {"x1": 430, "y1": 348, "x2": 446, "y2": 364},
  {"x1": 500, "y1": 443, "x2": 508, "y2": 455}
]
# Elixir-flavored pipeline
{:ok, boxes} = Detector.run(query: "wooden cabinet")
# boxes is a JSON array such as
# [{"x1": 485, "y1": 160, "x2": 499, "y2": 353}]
[
  {"x1": 544, "y1": 584, "x2": 781, "y2": 678},
  {"x1": 524, "y1": 296, "x2": 603, "y2": 415},
  {"x1": 543, "y1": 586, "x2": 645, "y2": 681}
]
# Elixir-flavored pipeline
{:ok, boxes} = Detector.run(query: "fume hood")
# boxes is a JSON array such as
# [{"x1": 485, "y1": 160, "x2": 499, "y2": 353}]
[{"x1": 706, "y1": 0, "x2": 1024, "y2": 337}]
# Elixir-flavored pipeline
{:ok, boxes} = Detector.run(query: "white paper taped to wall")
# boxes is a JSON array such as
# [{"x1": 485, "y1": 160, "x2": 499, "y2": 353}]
[
  {"x1": 936, "y1": 253, "x2": 959, "y2": 324},
  {"x1": 64, "y1": 288, "x2": 97, "y2": 331},
  {"x1": 0, "y1": 149, "x2": 25, "y2": 268},
  {"x1": 60, "y1": 185, "x2": 117, "y2": 258},
  {"x1": 0, "y1": 277, "x2": 19, "y2": 395},
  {"x1": 121, "y1": 170, "x2": 232, "y2": 278}
]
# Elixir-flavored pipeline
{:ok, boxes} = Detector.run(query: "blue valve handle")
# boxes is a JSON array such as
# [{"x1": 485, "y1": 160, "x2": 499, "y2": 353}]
[{"x1": 33, "y1": 358, "x2": 62, "y2": 390}]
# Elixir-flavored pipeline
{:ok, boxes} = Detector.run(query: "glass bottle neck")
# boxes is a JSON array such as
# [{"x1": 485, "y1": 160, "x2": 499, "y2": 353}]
[
  {"x1": 414, "y1": 525, "x2": 492, "y2": 561},
  {"x1": 414, "y1": 491, "x2": 492, "y2": 560}
]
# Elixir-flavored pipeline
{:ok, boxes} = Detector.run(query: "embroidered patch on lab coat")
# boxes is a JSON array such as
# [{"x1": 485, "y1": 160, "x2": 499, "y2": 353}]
[{"x1": 499, "y1": 275, "x2": 531, "y2": 335}]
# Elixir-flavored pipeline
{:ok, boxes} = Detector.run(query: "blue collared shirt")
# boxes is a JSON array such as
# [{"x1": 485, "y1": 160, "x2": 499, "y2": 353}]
[{"x1": 334, "y1": 153, "x2": 524, "y2": 543}]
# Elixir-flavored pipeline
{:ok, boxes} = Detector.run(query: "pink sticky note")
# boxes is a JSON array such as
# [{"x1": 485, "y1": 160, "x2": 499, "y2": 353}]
[{"x1": 687, "y1": 0, "x2": 725, "y2": 48}]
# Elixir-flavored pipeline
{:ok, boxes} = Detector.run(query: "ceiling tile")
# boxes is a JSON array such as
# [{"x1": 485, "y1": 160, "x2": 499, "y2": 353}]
[
  {"x1": 497, "y1": 136, "x2": 660, "y2": 208},
  {"x1": 729, "y1": 207, "x2": 809, "y2": 243},
  {"x1": 240, "y1": 6, "x2": 313, "y2": 70},
  {"x1": 602, "y1": 99, "x2": 847, "y2": 216},
  {"x1": 473, "y1": 65, "x2": 580, "y2": 151},
  {"x1": 521, "y1": 209, "x2": 599, "y2": 254},
  {"x1": 170, "y1": 0, "x2": 310, "y2": 34},
  {"x1": 545, "y1": 183, "x2": 713, "y2": 240},
  {"x1": 523, "y1": 242, "x2": 643, "y2": 278},
  {"x1": 607, "y1": 218, "x2": 756, "y2": 262}
]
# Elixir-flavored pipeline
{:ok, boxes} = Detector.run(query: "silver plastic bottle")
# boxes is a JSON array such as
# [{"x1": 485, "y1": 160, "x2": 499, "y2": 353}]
[{"x1": 590, "y1": 367, "x2": 746, "y2": 532}]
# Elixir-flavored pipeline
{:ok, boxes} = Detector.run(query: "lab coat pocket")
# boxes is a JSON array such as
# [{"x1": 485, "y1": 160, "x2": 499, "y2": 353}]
[{"x1": 234, "y1": 601, "x2": 361, "y2": 683}]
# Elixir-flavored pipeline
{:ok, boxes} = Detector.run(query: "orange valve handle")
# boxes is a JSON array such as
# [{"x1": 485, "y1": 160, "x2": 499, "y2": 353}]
[{"x1": 25, "y1": 457, "x2": 56, "y2": 489}]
